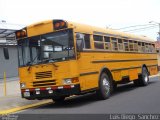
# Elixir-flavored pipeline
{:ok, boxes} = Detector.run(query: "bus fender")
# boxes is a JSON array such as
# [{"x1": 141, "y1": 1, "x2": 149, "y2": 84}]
[
  {"x1": 98, "y1": 66, "x2": 113, "y2": 83},
  {"x1": 97, "y1": 66, "x2": 114, "y2": 93}
]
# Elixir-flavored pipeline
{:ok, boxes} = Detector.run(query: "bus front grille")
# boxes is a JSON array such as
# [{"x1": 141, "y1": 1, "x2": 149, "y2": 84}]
[
  {"x1": 33, "y1": 80, "x2": 56, "y2": 87},
  {"x1": 35, "y1": 71, "x2": 52, "y2": 79}
]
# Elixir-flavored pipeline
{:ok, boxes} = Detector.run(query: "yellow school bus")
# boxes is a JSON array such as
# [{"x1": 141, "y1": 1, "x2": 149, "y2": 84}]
[{"x1": 16, "y1": 19, "x2": 158, "y2": 102}]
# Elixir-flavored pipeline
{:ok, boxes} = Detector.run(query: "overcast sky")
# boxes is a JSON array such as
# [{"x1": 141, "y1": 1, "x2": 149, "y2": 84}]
[{"x1": 0, "y1": 0, "x2": 159, "y2": 40}]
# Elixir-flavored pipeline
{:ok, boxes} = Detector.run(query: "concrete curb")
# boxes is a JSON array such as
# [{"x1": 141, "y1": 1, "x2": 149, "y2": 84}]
[{"x1": 0, "y1": 100, "x2": 52, "y2": 115}]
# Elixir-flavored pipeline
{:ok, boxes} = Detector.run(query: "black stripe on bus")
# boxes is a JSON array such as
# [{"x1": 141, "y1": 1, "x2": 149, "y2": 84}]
[
  {"x1": 81, "y1": 87, "x2": 98, "y2": 94},
  {"x1": 92, "y1": 59, "x2": 157, "y2": 63},
  {"x1": 111, "y1": 66, "x2": 141, "y2": 72},
  {"x1": 79, "y1": 65, "x2": 157, "y2": 76},
  {"x1": 111, "y1": 64, "x2": 158, "y2": 72},
  {"x1": 33, "y1": 80, "x2": 55, "y2": 84},
  {"x1": 147, "y1": 64, "x2": 158, "y2": 67},
  {"x1": 80, "y1": 71, "x2": 99, "y2": 76}
]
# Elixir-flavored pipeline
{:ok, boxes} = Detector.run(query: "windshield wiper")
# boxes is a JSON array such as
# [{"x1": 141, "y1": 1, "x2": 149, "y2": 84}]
[
  {"x1": 40, "y1": 58, "x2": 59, "y2": 68},
  {"x1": 27, "y1": 54, "x2": 39, "y2": 71}
]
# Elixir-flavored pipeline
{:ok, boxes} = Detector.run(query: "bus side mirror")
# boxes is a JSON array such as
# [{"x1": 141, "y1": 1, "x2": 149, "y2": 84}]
[
  {"x1": 76, "y1": 33, "x2": 84, "y2": 52},
  {"x1": 3, "y1": 47, "x2": 9, "y2": 60},
  {"x1": 76, "y1": 39, "x2": 83, "y2": 52}
]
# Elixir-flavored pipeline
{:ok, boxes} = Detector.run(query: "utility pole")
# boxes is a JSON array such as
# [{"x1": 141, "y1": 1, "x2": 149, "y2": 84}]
[
  {"x1": 149, "y1": 21, "x2": 160, "y2": 60},
  {"x1": 156, "y1": 22, "x2": 160, "y2": 41},
  {"x1": 149, "y1": 21, "x2": 160, "y2": 41}
]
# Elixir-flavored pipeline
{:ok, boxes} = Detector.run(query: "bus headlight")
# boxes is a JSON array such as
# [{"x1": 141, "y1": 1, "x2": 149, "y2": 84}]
[
  {"x1": 63, "y1": 79, "x2": 72, "y2": 84},
  {"x1": 20, "y1": 83, "x2": 26, "y2": 88}
]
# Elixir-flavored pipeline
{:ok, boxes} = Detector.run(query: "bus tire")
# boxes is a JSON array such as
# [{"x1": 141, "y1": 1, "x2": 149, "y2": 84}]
[
  {"x1": 96, "y1": 73, "x2": 112, "y2": 100},
  {"x1": 139, "y1": 67, "x2": 149, "y2": 86},
  {"x1": 52, "y1": 96, "x2": 65, "y2": 103}
]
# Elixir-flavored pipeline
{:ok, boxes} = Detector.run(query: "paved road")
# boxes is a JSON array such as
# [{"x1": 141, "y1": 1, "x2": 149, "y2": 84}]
[{"x1": 19, "y1": 76, "x2": 160, "y2": 114}]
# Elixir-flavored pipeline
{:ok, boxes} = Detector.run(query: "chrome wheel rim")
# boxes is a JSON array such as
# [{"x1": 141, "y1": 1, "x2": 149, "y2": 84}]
[
  {"x1": 102, "y1": 78, "x2": 110, "y2": 94},
  {"x1": 143, "y1": 72, "x2": 149, "y2": 83},
  {"x1": 144, "y1": 72, "x2": 148, "y2": 83}
]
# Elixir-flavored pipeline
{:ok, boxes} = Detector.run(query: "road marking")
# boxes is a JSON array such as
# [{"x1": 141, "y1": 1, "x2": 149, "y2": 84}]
[{"x1": 0, "y1": 100, "x2": 52, "y2": 115}]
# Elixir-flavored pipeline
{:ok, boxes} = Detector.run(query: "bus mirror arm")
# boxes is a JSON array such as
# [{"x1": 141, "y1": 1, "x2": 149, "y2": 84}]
[
  {"x1": 77, "y1": 52, "x2": 81, "y2": 59},
  {"x1": 51, "y1": 62, "x2": 59, "y2": 68},
  {"x1": 3, "y1": 47, "x2": 9, "y2": 60}
]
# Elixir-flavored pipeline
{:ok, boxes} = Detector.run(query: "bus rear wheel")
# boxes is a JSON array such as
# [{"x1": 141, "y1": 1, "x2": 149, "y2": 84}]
[
  {"x1": 134, "y1": 67, "x2": 149, "y2": 86},
  {"x1": 96, "y1": 73, "x2": 112, "y2": 100},
  {"x1": 140, "y1": 67, "x2": 149, "y2": 86}
]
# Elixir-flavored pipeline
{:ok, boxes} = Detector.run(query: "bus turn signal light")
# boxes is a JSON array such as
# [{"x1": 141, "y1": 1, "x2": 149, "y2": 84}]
[
  {"x1": 16, "y1": 32, "x2": 21, "y2": 38},
  {"x1": 72, "y1": 77, "x2": 79, "y2": 83},
  {"x1": 55, "y1": 22, "x2": 60, "y2": 28},
  {"x1": 16, "y1": 29, "x2": 27, "y2": 39},
  {"x1": 60, "y1": 21, "x2": 65, "y2": 27},
  {"x1": 21, "y1": 30, "x2": 26, "y2": 36}
]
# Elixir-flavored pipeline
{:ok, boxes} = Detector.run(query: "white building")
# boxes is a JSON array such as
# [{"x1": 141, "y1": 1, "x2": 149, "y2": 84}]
[{"x1": 0, "y1": 20, "x2": 24, "y2": 79}]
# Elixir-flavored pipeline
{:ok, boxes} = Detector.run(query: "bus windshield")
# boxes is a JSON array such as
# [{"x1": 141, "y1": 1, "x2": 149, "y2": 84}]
[{"x1": 17, "y1": 29, "x2": 75, "y2": 67}]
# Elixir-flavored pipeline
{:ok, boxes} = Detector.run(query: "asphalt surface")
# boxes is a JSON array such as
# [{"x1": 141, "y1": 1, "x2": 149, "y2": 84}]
[{"x1": 19, "y1": 76, "x2": 160, "y2": 114}]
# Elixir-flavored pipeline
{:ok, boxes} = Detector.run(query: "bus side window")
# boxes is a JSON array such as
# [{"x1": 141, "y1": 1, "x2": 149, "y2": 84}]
[
  {"x1": 138, "y1": 42, "x2": 142, "y2": 52},
  {"x1": 134, "y1": 41, "x2": 138, "y2": 52},
  {"x1": 151, "y1": 44, "x2": 156, "y2": 53},
  {"x1": 111, "y1": 37, "x2": 118, "y2": 50},
  {"x1": 145, "y1": 43, "x2": 149, "y2": 53},
  {"x1": 118, "y1": 39, "x2": 123, "y2": 51},
  {"x1": 84, "y1": 34, "x2": 91, "y2": 49},
  {"x1": 104, "y1": 36, "x2": 111, "y2": 50},
  {"x1": 76, "y1": 33, "x2": 84, "y2": 51},
  {"x1": 148, "y1": 44, "x2": 152, "y2": 53},
  {"x1": 124, "y1": 40, "x2": 129, "y2": 51},
  {"x1": 94, "y1": 35, "x2": 104, "y2": 49},
  {"x1": 129, "y1": 40, "x2": 134, "y2": 51},
  {"x1": 76, "y1": 33, "x2": 91, "y2": 50},
  {"x1": 142, "y1": 42, "x2": 145, "y2": 53}
]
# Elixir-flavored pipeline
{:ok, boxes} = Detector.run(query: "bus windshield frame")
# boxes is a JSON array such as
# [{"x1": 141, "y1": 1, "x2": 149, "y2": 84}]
[{"x1": 17, "y1": 29, "x2": 75, "y2": 67}]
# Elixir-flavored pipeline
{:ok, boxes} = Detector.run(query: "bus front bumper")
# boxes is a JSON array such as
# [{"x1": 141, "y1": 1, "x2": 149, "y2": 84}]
[{"x1": 21, "y1": 84, "x2": 80, "y2": 100}]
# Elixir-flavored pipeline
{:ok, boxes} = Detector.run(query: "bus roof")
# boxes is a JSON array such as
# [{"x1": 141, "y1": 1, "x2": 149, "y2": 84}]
[
  {"x1": 27, "y1": 19, "x2": 156, "y2": 43},
  {"x1": 67, "y1": 21, "x2": 156, "y2": 43}
]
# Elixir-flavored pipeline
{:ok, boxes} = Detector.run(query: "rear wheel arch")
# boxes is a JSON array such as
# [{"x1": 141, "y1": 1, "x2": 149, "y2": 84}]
[
  {"x1": 99, "y1": 67, "x2": 117, "y2": 90},
  {"x1": 142, "y1": 64, "x2": 149, "y2": 75}
]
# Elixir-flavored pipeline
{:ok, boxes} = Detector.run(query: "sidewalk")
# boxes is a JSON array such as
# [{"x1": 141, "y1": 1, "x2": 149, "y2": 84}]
[
  {"x1": 0, "y1": 79, "x2": 20, "y2": 97},
  {"x1": 0, "y1": 79, "x2": 52, "y2": 115}
]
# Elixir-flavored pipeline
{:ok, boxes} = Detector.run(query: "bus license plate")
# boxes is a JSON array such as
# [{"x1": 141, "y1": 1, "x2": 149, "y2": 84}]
[{"x1": 23, "y1": 92, "x2": 30, "y2": 97}]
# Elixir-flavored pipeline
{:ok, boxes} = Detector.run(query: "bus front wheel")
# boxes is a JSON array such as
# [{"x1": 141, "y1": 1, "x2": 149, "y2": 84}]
[{"x1": 96, "y1": 73, "x2": 112, "y2": 100}]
